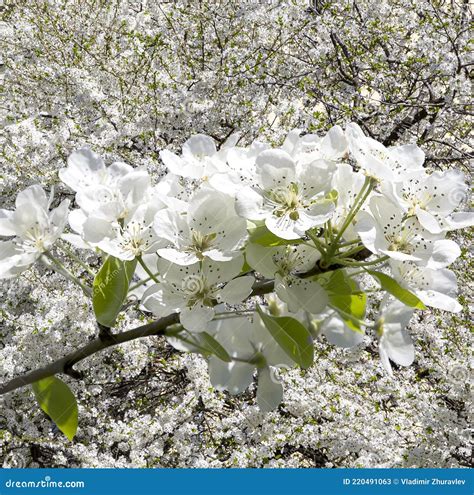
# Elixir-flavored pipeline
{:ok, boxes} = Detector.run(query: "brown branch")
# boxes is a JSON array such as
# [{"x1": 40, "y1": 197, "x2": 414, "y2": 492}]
[
  {"x1": 0, "y1": 248, "x2": 374, "y2": 396},
  {"x1": 0, "y1": 312, "x2": 180, "y2": 396},
  {"x1": 383, "y1": 95, "x2": 446, "y2": 146},
  {"x1": 0, "y1": 279, "x2": 276, "y2": 396}
]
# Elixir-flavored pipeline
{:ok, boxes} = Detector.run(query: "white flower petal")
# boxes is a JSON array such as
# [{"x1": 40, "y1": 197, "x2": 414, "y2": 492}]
[
  {"x1": 15, "y1": 184, "x2": 48, "y2": 211},
  {"x1": 276, "y1": 275, "x2": 328, "y2": 314},
  {"x1": 208, "y1": 356, "x2": 231, "y2": 390},
  {"x1": 426, "y1": 239, "x2": 460, "y2": 269},
  {"x1": 82, "y1": 216, "x2": 115, "y2": 243},
  {"x1": 444, "y1": 212, "x2": 474, "y2": 231},
  {"x1": 68, "y1": 209, "x2": 87, "y2": 234},
  {"x1": 381, "y1": 326, "x2": 414, "y2": 367},
  {"x1": 182, "y1": 134, "x2": 217, "y2": 159},
  {"x1": 378, "y1": 299, "x2": 415, "y2": 370},
  {"x1": 160, "y1": 149, "x2": 188, "y2": 176},
  {"x1": 264, "y1": 214, "x2": 300, "y2": 240},
  {"x1": 203, "y1": 256, "x2": 244, "y2": 285},
  {"x1": 415, "y1": 206, "x2": 442, "y2": 234},
  {"x1": 0, "y1": 210, "x2": 16, "y2": 236},
  {"x1": 320, "y1": 124, "x2": 347, "y2": 160},
  {"x1": 60, "y1": 147, "x2": 106, "y2": 192},
  {"x1": 141, "y1": 284, "x2": 168, "y2": 316},
  {"x1": 219, "y1": 276, "x2": 254, "y2": 305},
  {"x1": 209, "y1": 358, "x2": 254, "y2": 395},
  {"x1": 417, "y1": 289, "x2": 462, "y2": 313},
  {"x1": 61, "y1": 233, "x2": 91, "y2": 250},
  {"x1": 180, "y1": 304, "x2": 215, "y2": 332},
  {"x1": 257, "y1": 367, "x2": 283, "y2": 412},
  {"x1": 157, "y1": 248, "x2": 198, "y2": 266},
  {"x1": 378, "y1": 345, "x2": 393, "y2": 377},
  {"x1": 245, "y1": 243, "x2": 279, "y2": 278},
  {"x1": 235, "y1": 186, "x2": 266, "y2": 220},
  {"x1": 322, "y1": 313, "x2": 364, "y2": 348}
]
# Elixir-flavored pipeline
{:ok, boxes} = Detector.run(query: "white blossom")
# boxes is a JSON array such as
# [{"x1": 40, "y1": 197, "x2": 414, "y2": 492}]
[
  {"x1": 389, "y1": 261, "x2": 462, "y2": 313},
  {"x1": 160, "y1": 134, "x2": 228, "y2": 180},
  {"x1": 356, "y1": 196, "x2": 461, "y2": 268},
  {"x1": 0, "y1": 186, "x2": 69, "y2": 278},
  {"x1": 208, "y1": 312, "x2": 295, "y2": 412},
  {"x1": 236, "y1": 149, "x2": 335, "y2": 239},
  {"x1": 383, "y1": 170, "x2": 474, "y2": 234},
  {"x1": 142, "y1": 256, "x2": 254, "y2": 332},
  {"x1": 376, "y1": 298, "x2": 415, "y2": 377},
  {"x1": 153, "y1": 188, "x2": 248, "y2": 265},
  {"x1": 245, "y1": 243, "x2": 328, "y2": 314},
  {"x1": 345, "y1": 123, "x2": 425, "y2": 183}
]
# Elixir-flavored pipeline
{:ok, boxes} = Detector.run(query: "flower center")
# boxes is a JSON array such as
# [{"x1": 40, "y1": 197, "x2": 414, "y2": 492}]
[
  {"x1": 266, "y1": 182, "x2": 302, "y2": 220},
  {"x1": 20, "y1": 225, "x2": 51, "y2": 253},
  {"x1": 119, "y1": 221, "x2": 151, "y2": 256},
  {"x1": 273, "y1": 247, "x2": 302, "y2": 275},
  {"x1": 404, "y1": 193, "x2": 432, "y2": 216},
  {"x1": 387, "y1": 236, "x2": 413, "y2": 254},
  {"x1": 188, "y1": 230, "x2": 217, "y2": 259},
  {"x1": 181, "y1": 274, "x2": 214, "y2": 306}
]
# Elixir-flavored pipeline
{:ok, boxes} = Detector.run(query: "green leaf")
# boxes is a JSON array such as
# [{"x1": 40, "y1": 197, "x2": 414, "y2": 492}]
[
  {"x1": 323, "y1": 269, "x2": 355, "y2": 294},
  {"x1": 193, "y1": 332, "x2": 232, "y2": 362},
  {"x1": 248, "y1": 221, "x2": 301, "y2": 247},
  {"x1": 367, "y1": 270, "x2": 426, "y2": 309},
  {"x1": 32, "y1": 376, "x2": 78, "y2": 441},
  {"x1": 93, "y1": 256, "x2": 137, "y2": 327},
  {"x1": 240, "y1": 257, "x2": 252, "y2": 274},
  {"x1": 317, "y1": 269, "x2": 366, "y2": 331},
  {"x1": 330, "y1": 292, "x2": 367, "y2": 332},
  {"x1": 256, "y1": 305, "x2": 314, "y2": 368}
]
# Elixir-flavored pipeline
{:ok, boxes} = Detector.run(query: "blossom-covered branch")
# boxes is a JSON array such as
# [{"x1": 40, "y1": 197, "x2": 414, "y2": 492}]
[{"x1": 0, "y1": 122, "x2": 471, "y2": 437}]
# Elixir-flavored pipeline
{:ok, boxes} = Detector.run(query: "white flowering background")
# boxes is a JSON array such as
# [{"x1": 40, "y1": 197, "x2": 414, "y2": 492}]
[{"x1": 0, "y1": 0, "x2": 472, "y2": 468}]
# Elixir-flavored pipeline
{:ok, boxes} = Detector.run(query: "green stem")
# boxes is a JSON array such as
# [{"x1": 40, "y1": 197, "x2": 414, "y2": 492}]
[
  {"x1": 338, "y1": 239, "x2": 362, "y2": 248},
  {"x1": 337, "y1": 244, "x2": 365, "y2": 258},
  {"x1": 213, "y1": 311, "x2": 254, "y2": 320},
  {"x1": 334, "y1": 176, "x2": 373, "y2": 244},
  {"x1": 347, "y1": 269, "x2": 367, "y2": 277},
  {"x1": 128, "y1": 273, "x2": 160, "y2": 292},
  {"x1": 332, "y1": 255, "x2": 389, "y2": 268},
  {"x1": 306, "y1": 229, "x2": 327, "y2": 255},
  {"x1": 137, "y1": 256, "x2": 159, "y2": 283},
  {"x1": 327, "y1": 220, "x2": 333, "y2": 240},
  {"x1": 57, "y1": 242, "x2": 96, "y2": 276},
  {"x1": 323, "y1": 176, "x2": 374, "y2": 267},
  {"x1": 42, "y1": 252, "x2": 92, "y2": 297},
  {"x1": 328, "y1": 304, "x2": 375, "y2": 329}
]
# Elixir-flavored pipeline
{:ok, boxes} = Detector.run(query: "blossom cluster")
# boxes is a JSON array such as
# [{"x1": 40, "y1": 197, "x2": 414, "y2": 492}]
[{"x1": 1, "y1": 123, "x2": 471, "y2": 413}]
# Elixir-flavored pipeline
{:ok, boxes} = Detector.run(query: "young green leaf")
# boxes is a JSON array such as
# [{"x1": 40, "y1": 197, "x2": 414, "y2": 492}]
[
  {"x1": 256, "y1": 305, "x2": 313, "y2": 368},
  {"x1": 32, "y1": 376, "x2": 78, "y2": 441},
  {"x1": 248, "y1": 221, "x2": 302, "y2": 247},
  {"x1": 330, "y1": 292, "x2": 366, "y2": 332},
  {"x1": 367, "y1": 270, "x2": 426, "y2": 309},
  {"x1": 93, "y1": 256, "x2": 137, "y2": 327},
  {"x1": 193, "y1": 332, "x2": 232, "y2": 362},
  {"x1": 322, "y1": 269, "x2": 355, "y2": 295}
]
